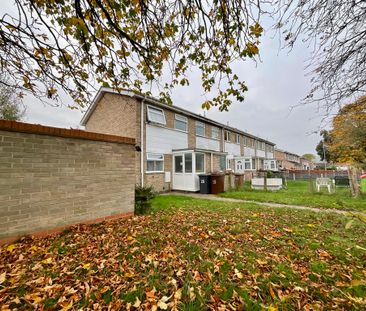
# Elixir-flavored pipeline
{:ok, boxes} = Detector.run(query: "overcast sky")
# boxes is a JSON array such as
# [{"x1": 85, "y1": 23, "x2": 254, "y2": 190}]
[{"x1": 3, "y1": 2, "x2": 327, "y2": 156}]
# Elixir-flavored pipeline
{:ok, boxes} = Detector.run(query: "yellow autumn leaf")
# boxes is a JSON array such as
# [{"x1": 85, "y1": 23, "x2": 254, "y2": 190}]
[
  {"x1": 283, "y1": 228, "x2": 293, "y2": 233},
  {"x1": 60, "y1": 301, "x2": 73, "y2": 311},
  {"x1": 157, "y1": 300, "x2": 168, "y2": 310},
  {"x1": 268, "y1": 306, "x2": 278, "y2": 311},
  {"x1": 174, "y1": 288, "x2": 182, "y2": 300},
  {"x1": 41, "y1": 257, "x2": 52, "y2": 264},
  {"x1": 82, "y1": 263, "x2": 91, "y2": 269},
  {"x1": 234, "y1": 268, "x2": 243, "y2": 279},
  {"x1": 7, "y1": 244, "x2": 15, "y2": 252},
  {"x1": 133, "y1": 297, "x2": 141, "y2": 308},
  {"x1": 0, "y1": 272, "x2": 6, "y2": 284},
  {"x1": 256, "y1": 259, "x2": 268, "y2": 265}
]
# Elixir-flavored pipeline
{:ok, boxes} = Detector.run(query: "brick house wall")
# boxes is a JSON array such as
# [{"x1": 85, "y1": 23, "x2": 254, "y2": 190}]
[
  {"x1": 82, "y1": 90, "x2": 277, "y2": 191},
  {"x1": 0, "y1": 120, "x2": 135, "y2": 242}
]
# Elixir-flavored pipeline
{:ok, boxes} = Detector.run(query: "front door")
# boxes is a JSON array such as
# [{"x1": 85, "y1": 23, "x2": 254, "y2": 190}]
[
  {"x1": 172, "y1": 152, "x2": 200, "y2": 191},
  {"x1": 235, "y1": 159, "x2": 244, "y2": 173}
]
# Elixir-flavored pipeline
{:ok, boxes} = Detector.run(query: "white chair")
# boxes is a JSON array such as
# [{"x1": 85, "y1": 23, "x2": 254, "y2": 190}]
[{"x1": 315, "y1": 177, "x2": 333, "y2": 193}]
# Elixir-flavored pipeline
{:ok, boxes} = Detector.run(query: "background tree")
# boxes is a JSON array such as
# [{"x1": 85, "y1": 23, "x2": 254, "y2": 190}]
[
  {"x1": 315, "y1": 130, "x2": 332, "y2": 163},
  {"x1": 328, "y1": 96, "x2": 366, "y2": 197},
  {"x1": 302, "y1": 153, "x2": 316, "y2": 161},
  {"x1": 0, "y1": 76, "x2": 25, "y2": 121},
  {"x1": 0, "y1": 0, "x2": 264, "y2": 111},
  {"x1": 275, "y1": 0, "x2": 366, "y2": 112}
]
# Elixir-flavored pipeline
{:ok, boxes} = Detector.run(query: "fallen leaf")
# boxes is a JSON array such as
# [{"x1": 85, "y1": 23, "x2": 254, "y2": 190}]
[
  {"x1": 269, "y1": 284, "x2": 276, "y2": 300},
  {"x1": 7, "y1": 244, "x2": 15, "y2": 252},
  {"x1": 234, "y1": 268, "x2": 243, "y2": 279},
  {"x1": 0, "y1": 272, "x2": 6, "y2": 284},
  {"x1": 157, "y1": 300, "x2": 168, "y2": 310},
  {"x1": 345, "y1": 219, "x2": 354, "y2": 229},
  {"x1": 256, "y1": 259, "x2": 268, "y2": 265},
  {"x1": 174, "y1": 288, "x2": 182, "y2": 300},
  {"x1": 41, "y1": 257, "x2": 53, "y2": 264},
  {"x1": 283, "y1": 228, "x2": 293, "y2": 233},
  {"x1": 146, "y1": 288, "x2": 156, "y2": 299},
  {"x1": 133, "y1": 297, "x2": 141, "y2": 308}
]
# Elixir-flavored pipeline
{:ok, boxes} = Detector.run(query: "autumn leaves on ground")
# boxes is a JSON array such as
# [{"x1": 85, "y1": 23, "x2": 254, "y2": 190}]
[{"x1": 1, "y1": 196, "x2": 365, "y2": 310}]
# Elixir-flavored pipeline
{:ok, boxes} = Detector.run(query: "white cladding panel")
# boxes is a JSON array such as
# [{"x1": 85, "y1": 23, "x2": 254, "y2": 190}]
[
  {"x1": 267, "y1": 152, "x2": 274, "y2": 159},
  {"x1": 196, "y1": 136, "x2": 220, "y2": 151},
  {"x1": 257, "y1": 150, "x2": 266, "y2": 158},
  {"x1": 225, "y1": 142, "x2": 241, "y2": 156},
  {"x1": 146, "y1": 124, "x2": 188, "y2": 154},
  {"x1": 243, "y1": 147, "x2": 255, "y2": 157}
]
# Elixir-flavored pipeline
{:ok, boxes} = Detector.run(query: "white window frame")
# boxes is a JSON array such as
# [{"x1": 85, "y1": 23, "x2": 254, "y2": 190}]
[
  {"x1": 146, "y1": 153, "x2": 164, "y2": 173},
  {"x1": 211, "y1": 126, "x2": 220, "y2": 140},
  {"x1": 195, "y1": 121, "x2": 205, "y2": 137},
  {"x1": 236, "y1": 134, "x2": 240, "y2": 144},
  {"x1": 147, "y1": 105, "x2": 166, "y2": 125},
  {"x1": 174, "y1": 114, "x2": 188, "y2": 132},
  {"x1": 244, "y1": 158, "x2": 252, "y2": 170}
]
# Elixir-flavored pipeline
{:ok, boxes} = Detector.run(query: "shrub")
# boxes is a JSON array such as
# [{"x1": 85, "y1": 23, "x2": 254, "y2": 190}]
[{"x1": 135, "y1": 185, "x2": 156, "y2": 215}]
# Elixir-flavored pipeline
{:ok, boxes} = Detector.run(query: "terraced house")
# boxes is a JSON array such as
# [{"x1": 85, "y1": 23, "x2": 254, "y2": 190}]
[{"x1": 81, "y1": 88, "x2": 277, "y2": 192}]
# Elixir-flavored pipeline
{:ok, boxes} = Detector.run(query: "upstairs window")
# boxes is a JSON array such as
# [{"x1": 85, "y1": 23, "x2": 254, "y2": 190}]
[
  {"x1": 211, "y1": 126, "x2": 220, "y2": 140},
  {"x1": 224, "y1": 131, "x2": 230, "y2": 142},
  {"x1": 236, "y1": 134, "x2": 240, "y2": 144},
  {"x1": 195, "y1": 121, "x2": 205, "y2": 137},
  {"x1": 147, "y1": 106, "x2": 166, "y2": 125},
  {"x1": 147, "y1": 153, "x2": 164, "y2": 172},
  {"x1": 175, "y1": 114, "x2": 188, "y2": 132},
  {"x1": 243, "y1": 136, "x2": 248, "y2": 146}
]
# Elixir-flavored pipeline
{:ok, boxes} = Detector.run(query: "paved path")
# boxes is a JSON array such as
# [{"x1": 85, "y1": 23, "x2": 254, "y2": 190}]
[{"x1": 162, "y1": 192, "x2": 365, "y2": 216}]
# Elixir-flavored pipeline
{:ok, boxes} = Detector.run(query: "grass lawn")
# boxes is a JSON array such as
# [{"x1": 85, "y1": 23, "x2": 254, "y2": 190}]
[
  {"x1": 220, "y1": 180, "x2": 366, "y2": 212},
  {"x1": 1, "y1": 195, "x2": 366, "y2": 310}
]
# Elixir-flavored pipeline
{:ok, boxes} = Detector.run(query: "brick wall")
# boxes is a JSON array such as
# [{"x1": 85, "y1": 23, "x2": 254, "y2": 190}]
[{"x1": 0, "y1": 120, "x2": 135, "y2": 241}]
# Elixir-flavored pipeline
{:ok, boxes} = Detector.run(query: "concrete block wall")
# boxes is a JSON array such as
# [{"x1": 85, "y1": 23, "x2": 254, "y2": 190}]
[{"x1": 0, "y1": 120, "x2": 136, "y2": 242}]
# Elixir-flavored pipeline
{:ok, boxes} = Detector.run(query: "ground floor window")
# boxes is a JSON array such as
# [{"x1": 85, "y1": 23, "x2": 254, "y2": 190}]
[
  {"x1": 244, "y1": 158, "x2": 252, "y2": 170},
  {"x1": 147, "y1": 153, "x2": 164, "y2": 172},
  {"x1": 219, "y1": 155, "x2": 226, "y2": 171},
  {"x1": 195, "y1": 153, "x2": 204, "y2": 172}
]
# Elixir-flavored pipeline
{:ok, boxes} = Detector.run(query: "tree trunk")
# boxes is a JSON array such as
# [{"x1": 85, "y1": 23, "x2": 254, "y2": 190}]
[{"x1": 348, "y1": 166, "x2": 360, "y2": 197}]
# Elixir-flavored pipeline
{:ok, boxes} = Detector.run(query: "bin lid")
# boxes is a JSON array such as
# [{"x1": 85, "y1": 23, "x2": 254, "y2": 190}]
[
  {"x1": 198, "y1": 173, "x2": 211, "y2": 176},
  {"x1": 211, "y1": 172, "x2": 225, "y2": 176}
]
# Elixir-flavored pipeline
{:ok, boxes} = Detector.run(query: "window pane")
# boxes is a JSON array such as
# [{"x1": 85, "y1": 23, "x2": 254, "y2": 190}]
[
  {"x1": 147, "y1": 161, "x2": 155, "y2": 172},
  {"x1": 212, "y1": 127, "x2": 219, "y2": 139},
  {"x1": 244, "y1": 159, "x2": 251, "y2": 170},
  {"x1": 195, "y1": 153, "x2": 204, "y2": 172},
  {"x1": 175, "y1": 119, "x2": 187, "y2": 131},
  {"x1": 148, "y1": 107, "x2": 165, "y2": 124},
  {"x1": 185, "y1": 153, "x2": 192, "y2": 173},
  {"x1": 174, "y1": 155, "x2": 183, "y2": 173},
  {"x1": 220, "y1": 155, "x2": 226, "y2": 171},
  {"x1": 155, "y1": 161, "x2": 164, "y2": 171},
  {"x1": 252, "y1": 159, "x2": 256, "y2": 169},
  {"x1": 196, "y1": 122, "x2": 205, "y2": 136}
]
